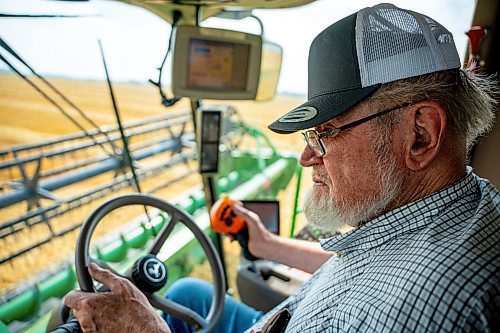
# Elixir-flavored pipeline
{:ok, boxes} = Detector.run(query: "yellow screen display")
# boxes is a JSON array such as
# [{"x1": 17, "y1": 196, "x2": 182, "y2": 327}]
[{"x1": 187, "y1": 39, "x2": 249, "y2": 90}]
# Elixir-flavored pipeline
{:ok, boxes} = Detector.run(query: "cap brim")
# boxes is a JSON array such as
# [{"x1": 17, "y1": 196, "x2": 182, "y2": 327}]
[{"x1": 268, "y1": 84, "x2": 380, "y2": 134}]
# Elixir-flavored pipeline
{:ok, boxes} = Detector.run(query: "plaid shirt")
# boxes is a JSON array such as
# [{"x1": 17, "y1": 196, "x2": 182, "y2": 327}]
[{"x1": 248, "y1": 169, "x2": 500, "y2": 332}]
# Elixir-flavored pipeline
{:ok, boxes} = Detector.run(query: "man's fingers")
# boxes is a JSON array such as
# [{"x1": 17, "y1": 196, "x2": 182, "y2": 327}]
[
  {"x1": 233, "y1": 204, "x2": 251, "y2": 219},
  {"x1": 64, "y1": 290, "x2": 90, "y2": 309},
  {"x1": 64, "y1": 290, "x2": 102, "y2": 332},
  {"x1": 88, "y1": 263, "x2": 122, "y2": 292},
  {"x1": 233, "y1": 204, "x2": 260, "y2": 224},
  {"x1": 73, "y1": 309, "x2": 97, "y2": 333}
]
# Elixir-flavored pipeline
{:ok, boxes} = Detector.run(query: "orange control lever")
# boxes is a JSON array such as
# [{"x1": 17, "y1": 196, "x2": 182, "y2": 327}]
[
  {"x1": 210, "y1": 196, "x2": 258, "y2": 261},
  {"x1": 210, "y1": 196, "x2": 246, "y2": 234}
]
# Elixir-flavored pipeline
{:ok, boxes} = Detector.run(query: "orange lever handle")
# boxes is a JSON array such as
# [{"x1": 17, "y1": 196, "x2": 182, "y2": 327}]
[{"x1": 210, "y1": 196, "x2": 245, "y2": 234}]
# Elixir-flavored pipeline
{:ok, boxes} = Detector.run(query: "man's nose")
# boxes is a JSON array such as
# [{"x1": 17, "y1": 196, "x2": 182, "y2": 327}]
[{"x1": 299, "y1": 144, "x2": 322, "y2": 167}]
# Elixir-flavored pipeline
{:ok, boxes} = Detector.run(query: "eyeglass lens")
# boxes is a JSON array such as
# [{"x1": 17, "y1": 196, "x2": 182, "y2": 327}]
[{"x1": 304, "y1": 131, "x2": 324, "y2": 156}]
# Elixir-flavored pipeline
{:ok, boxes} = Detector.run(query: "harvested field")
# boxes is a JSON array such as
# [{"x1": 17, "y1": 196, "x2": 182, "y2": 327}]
[{"x1": 0, "y1": 74, "x2": 312, "y2": 295}]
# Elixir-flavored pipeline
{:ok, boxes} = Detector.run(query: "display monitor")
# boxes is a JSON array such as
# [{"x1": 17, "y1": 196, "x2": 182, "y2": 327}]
[{"x1": 172, "y1": 26, "x2": 262, "y2": 100}]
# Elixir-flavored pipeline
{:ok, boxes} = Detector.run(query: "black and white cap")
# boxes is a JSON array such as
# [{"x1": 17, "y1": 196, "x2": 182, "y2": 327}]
[{"x1": 268, "y1": 3, "x2": 461, "y2": 133}]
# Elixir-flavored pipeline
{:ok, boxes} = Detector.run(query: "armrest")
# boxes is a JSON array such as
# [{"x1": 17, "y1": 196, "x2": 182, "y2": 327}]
[{"x1": 236, "y1": 260, "x2": 311, "y2": 312}]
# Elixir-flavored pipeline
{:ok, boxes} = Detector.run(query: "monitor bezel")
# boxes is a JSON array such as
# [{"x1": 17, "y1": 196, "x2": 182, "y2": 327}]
[{"x1": 172, "y1": 26, "x2": 262, "y2": 100}]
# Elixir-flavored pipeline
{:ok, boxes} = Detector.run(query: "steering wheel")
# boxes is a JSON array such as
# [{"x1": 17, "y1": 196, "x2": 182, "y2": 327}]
[{"x1": 74, "y1": 193, "x2": 226, "y2": 333}]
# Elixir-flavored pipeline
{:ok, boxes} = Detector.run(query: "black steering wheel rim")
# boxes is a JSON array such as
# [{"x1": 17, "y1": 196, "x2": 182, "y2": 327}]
[{"x1": 74, "y1": 193, "x2": 226, "y2": 333}]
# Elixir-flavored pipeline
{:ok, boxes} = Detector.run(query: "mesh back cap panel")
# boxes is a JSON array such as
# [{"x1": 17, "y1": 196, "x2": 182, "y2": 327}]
[{"x1": 356, "y1": 3, "x2": 461, "y2": 87}]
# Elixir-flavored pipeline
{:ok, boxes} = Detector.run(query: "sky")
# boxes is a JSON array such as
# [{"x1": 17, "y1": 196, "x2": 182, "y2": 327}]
[{"x1": 0, "y1": 0, "x2": 475, "y2": 95}]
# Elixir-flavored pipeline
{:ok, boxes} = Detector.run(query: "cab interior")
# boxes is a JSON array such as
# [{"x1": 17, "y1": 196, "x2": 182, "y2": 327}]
[{"x1": 0, "y1": 0, "x2": 498, "y2": 332}]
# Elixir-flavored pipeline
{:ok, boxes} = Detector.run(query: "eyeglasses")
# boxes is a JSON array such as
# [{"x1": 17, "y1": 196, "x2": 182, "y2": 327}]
[{"x1": 302, "y1": 102, "x2": 413, "y2": 157}]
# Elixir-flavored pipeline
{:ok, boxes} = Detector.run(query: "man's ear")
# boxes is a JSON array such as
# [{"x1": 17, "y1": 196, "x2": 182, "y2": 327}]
[{"x1": 404, "y1": 101, "x2": 447, "y2": 171}]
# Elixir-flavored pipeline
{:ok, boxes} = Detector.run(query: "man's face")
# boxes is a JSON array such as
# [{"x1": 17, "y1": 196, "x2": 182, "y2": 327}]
[{"x1": 300, "y1": 103, "x2": 405, "y2": 233}]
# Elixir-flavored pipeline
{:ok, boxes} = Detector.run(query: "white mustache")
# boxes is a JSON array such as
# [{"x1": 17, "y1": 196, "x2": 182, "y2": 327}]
[{"x1": 312, "y1": 169, "x2": 330, "y2": 182}]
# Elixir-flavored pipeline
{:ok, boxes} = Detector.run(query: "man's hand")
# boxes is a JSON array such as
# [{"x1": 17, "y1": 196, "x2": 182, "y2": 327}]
[
  {"x1": 232, "y1": 204, "x2": 277, "y2": 259},
  {"x1": 233, "y1": 204, "x2": 332, "y2": 273},
  {"x1": 64, "y1": 263, "x2": 171, "y2": 333}
]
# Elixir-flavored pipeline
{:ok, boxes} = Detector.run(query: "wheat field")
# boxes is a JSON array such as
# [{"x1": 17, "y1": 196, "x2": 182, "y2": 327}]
[{"x1": 0, "y1": 73, "x2": 312, "y2": 295}]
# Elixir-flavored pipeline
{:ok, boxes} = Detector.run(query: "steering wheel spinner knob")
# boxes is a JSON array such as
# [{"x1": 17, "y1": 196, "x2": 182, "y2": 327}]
[{"x1": 132, "y1": 254, "x2": 168, "y2": 293}]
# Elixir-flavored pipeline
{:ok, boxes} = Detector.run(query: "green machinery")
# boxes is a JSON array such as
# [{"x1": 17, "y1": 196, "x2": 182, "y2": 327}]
[{"x1": 0, "y1": 123, "x2": 302, "y2": 333}]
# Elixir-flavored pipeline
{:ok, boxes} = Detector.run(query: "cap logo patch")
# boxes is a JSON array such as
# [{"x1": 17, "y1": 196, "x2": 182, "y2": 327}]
[{"x1": 278, "y1": 106, "x2": 317, "y2": 123}]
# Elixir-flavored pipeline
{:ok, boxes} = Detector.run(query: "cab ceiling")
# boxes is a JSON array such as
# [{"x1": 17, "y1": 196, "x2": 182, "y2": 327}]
[{"x1": 116, "y1": 0, "x2": 315, "y2": 25}]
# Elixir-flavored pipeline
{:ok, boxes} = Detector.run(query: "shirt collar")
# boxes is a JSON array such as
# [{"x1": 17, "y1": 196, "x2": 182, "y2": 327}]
[{"x1": 320, "y1": 168, "x2": 477, "y2": 255}]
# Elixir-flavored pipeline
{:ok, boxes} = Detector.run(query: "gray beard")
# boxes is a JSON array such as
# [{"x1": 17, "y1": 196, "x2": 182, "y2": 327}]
[{"x1": 304, "y1": 135, "x2": 403, "y2": 233}]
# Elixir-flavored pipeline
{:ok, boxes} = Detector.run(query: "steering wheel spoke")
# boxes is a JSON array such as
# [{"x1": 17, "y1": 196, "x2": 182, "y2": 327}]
[
  {"x1": 147, "y1": 293, "x2": 209, "y2": 330},
  {"x1": 149, "y1": 212, "x2": 178, "y2": 255}
]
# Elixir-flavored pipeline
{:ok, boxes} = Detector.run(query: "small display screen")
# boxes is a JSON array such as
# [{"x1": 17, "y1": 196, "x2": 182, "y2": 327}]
[
  {"x1": 199, "y1": 111, "x2": 221, "y2": 174},
  {"x1": 241, "y1": 200, "x2": 280, "y2": 235},
  {"x1": 187, "y1": 39, "x2": 249, "y2": 91}
]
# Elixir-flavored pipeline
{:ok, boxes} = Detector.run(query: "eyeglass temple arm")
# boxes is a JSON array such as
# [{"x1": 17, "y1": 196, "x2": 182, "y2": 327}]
[{"x1": 330, "y1": 102, "x2": 413, "y2": 134}]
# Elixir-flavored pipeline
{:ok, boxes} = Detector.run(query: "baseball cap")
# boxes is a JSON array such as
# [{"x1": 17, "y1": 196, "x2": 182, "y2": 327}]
[{"x1": 268, "y1": 3, "x2": 461, "y2": 133}]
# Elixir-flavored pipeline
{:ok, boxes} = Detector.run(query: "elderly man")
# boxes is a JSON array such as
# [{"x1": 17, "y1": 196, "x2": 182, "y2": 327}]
[{"x1": 64, "y1": 3, "x2": 499, "y2": 333}]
